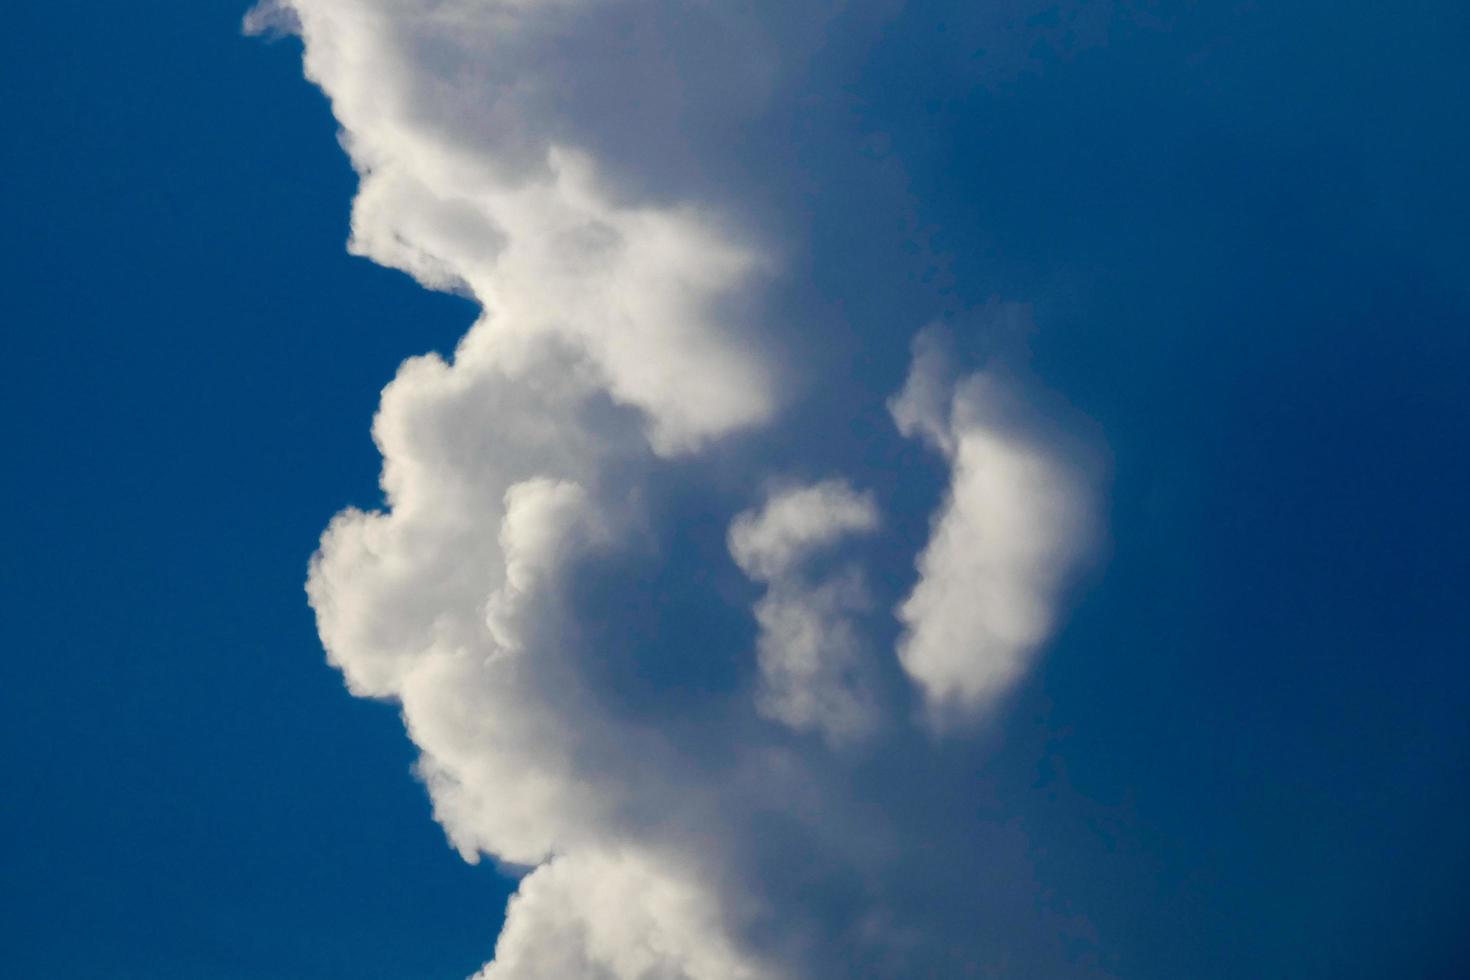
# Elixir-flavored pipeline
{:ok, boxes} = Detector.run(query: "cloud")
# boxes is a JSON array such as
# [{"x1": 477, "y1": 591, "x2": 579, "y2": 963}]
[
  {"x1": 475, "y1": 850, "x2": 771, "y2": 980},
  {"x1": 262, "y1": 1, "x2": 1109, "y2": 976},
  {"x1": 262, "y1": 0, "x2": 789, "y2": 453},
  {"x1": 730, "y1": 481, "x2": 882, "y2": 745},
  {"x1": 891, "y1": 325, "x2": 1105, "y2": 727}
]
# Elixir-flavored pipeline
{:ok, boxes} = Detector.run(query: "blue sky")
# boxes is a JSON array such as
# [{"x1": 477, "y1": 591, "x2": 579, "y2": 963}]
[
  {"x1": 3, "y1": 2, "x2": 1468, "y2": 978},
  {"x1": 3, "y1": 4, "x2": 509, "y2": 976}
]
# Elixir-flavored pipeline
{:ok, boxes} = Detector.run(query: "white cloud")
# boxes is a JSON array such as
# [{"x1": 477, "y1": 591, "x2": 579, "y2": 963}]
[
  {"x1": 891, "y1": 324, "x2": 1103, "y2": 726},
  {"x1": 475, "y1": 850, "x2": 774, "y2": 980},
  {"x1": 729, "y1": 480, "x2": 880, "y2": 582},
  {"x1": 275, "y1": 3, "x2": 810, "y2": 969},
  {"x1": 262, "y1": 0, "x2": 781, "y2": 453},
  {"x1": 487, "y1": 478, "x2": 605, "y2": 653},
  {"x1": 730, "y1": 481, "x2": 881, "y2": 744},
  {"x1": 261, "y1": 1, "x2": 1110, "y2": 976}
]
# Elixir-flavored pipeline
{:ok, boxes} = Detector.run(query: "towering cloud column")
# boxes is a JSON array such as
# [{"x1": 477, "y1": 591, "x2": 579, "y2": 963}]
[{"x1": 258, "y1": 1, "x2": 1108, "y2": 976}]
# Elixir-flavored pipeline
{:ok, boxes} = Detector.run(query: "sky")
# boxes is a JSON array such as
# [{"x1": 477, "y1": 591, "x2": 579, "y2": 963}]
[{"x1": 2, "y1": 1, "x2": 1468, "y2": 978}]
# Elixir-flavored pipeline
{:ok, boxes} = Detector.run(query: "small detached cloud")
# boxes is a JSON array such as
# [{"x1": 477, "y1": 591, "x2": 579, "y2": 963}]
[{"x1": 892, "y1": 325, "x2": 1105, "y2": 728}]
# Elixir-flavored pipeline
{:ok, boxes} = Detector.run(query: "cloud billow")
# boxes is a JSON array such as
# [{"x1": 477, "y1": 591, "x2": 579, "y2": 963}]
[{"x1": 258, "y1": 1, "x2": 1107, "y2": 975}]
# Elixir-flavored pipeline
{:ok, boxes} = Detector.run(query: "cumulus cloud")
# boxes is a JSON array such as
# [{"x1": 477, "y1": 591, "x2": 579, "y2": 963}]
[
  {"x1": 255, "y1": 0, "x2": 787, "y2": 453},
  {"x1": 730, "y1": 481, "x2": 881, "y2": 745},
  {"x1": 262, "y1": 1, "x2": 1109, "y2": 976},
  {"x1": 892, "y1": 326, "x2": 1104, "y2": 727},
  {"x1": 476, "y1": 851, "x2": 772, "y2": 980}
]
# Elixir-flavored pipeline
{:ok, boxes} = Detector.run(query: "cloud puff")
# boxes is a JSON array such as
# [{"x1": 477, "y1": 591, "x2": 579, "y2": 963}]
[
  {"x1": 730, "y1": 481, "x2": 882, "y2": 745},
  {"x1": 262, "y1": 1, "x2": 1109, "y2": 976},
  {"x1": 892, "y1": 326, "x2": 1104, "y2": 726},
  {"x1": 476, "y1": 850, "x2": 771, "y2": 980},
  {"x1": 256, "y1": 0, "x2": 786, "y2": 453}
]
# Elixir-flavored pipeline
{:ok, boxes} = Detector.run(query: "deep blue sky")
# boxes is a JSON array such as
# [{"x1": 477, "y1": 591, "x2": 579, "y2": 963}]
[
  {"x1": 2, "y1": 3, "x2": 510, "y2": 977},
  {"x1": 3, "y1": 2, "x2": 1468, "y2": 978}
]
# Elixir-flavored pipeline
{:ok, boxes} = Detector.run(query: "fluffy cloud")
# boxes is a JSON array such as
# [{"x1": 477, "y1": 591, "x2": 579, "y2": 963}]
[
  {"x1": 892, "y1": 326, "x2": 1104, "y2": 726},
  {"x1": 260, "y1": 1, "x2": 1108, "y2": 976},
  {"x1": 475, "y1": 850, "x2": 772, "y2": 980},
  {"x1": 730, "y1": 481, "x2": 881, "y2": 745},
  {"x1": 254, "y1": 0, "x2": 788, "y2": 453}
]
